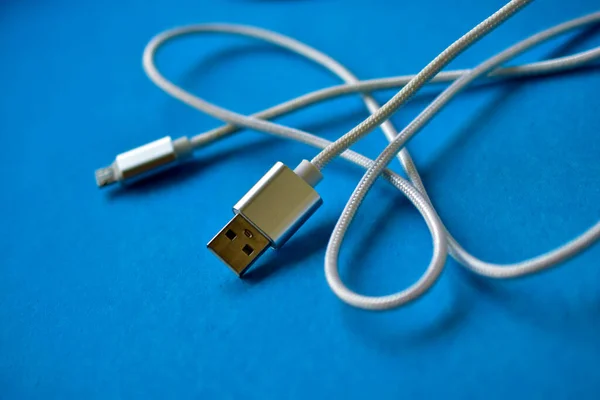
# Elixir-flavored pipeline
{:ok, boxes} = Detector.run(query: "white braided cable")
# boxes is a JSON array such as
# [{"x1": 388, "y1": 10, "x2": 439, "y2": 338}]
[
  {"x1": 142, "y1": 7, "x2": 600, "y2": 310},
  {"x1": 310, "y1": 0, "x2": 532, "y2": 169},
  {"x1": 323, "y1": 12, "x2": 600, "y2": 309}
]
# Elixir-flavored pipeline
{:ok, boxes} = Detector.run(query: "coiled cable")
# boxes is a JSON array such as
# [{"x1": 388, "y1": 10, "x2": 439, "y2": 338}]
[{"x1": 143, "y1": 5, "x2": 600, "y2": 310}]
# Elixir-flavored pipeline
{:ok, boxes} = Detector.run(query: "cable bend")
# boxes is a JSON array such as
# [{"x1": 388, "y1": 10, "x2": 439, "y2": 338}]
[{"x1": 142, "y1": 8, "x2": 600, "y2": 310}]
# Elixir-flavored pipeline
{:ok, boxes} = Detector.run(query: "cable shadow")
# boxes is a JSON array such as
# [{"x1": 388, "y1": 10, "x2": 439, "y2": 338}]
[
  {"x1": 399, "y1": 25, "x2": 600, "y2": 337},
  {"x1": 297, "y1": 106, "x2": 367, "y2": 137},
  {"x1": 342, "y1": 196, "x2": 408, "y2": 291},
  {"x1": 105, "y1": 137, "x2": 281, "y2": 199},
  {"x1": 458, "y1": 268, "x2": 600, "y2": 336},
  {"x1": 546, "y1": 23, "x2": 600, "y2": 58},
  {"x1": 177, "y1": 43, "x2": 370, "y2": 133},
  {"x1": 328, "y1": 192, "x2": 469, "y2": 351},
  {"x1": 178, "y1": 43, "x2": 331, "y2": 95},
  {"x1": 339, "y1": 275, "x2": 470, "y2": 354},
  {"x1": 108, "y1": 25, "x2": 600, "y2": 199},
  {"x1": 412, "y1": 24, "x2": 600, "y2": 178},
  {"x1": 167, "y1": 27, "x2": 600, "y2": 186},
  {"x1": 180, "y1": 44, "x2": 283, "y2": 84},
  {"x1": 163, "y1": 43, "x2": 328, "y2": 135},
  {"x1": 242, "y1": 218, "x2": 337, "y2": 282}
]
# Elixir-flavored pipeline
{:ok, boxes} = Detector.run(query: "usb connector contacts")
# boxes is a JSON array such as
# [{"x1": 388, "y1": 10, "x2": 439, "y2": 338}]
[
  {"x1": 207, "y1": 214, "x2": 271, "y2": 276},
  {"x1": 208, "y1": 160, "x2": 323, "y2": 276}
]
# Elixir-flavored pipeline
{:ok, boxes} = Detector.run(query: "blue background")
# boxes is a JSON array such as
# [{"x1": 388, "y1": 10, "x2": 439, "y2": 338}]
[{"x1": 1, "y1": 0, "x2": 600, "y2": 398}]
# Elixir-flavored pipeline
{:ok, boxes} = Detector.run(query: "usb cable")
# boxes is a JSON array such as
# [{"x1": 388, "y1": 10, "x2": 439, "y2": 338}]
[{"x1": 96, "y1": 1, "x2": 600, "y2": 310}]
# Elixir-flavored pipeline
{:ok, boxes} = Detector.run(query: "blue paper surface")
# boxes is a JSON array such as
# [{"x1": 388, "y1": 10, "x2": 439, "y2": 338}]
[{"x1": 1, "y1": 0, "x2": 600, "y2": 398}]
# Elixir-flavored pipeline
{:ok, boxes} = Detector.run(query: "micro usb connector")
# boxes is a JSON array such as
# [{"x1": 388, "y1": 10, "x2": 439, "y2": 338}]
[
  {"x1": 95, "y1": 136, "x2": 193, "y2": 187},
  {"x1": 208, "y1": 160, "x2": 323, "y2": 276}
]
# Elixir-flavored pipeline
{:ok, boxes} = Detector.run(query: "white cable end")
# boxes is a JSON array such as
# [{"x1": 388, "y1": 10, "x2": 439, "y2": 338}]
[
  {"x1": 294, "y1": 159, "x2": 323, "y2": 187},
  {"x1": 95, "y1": 136, "x2": 192, "y2": 188}
]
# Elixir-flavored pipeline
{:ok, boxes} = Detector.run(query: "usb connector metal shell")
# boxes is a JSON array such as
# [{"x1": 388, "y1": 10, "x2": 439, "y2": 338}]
[{"x1": 208, "y1": 161, "x2": 323, "y2": 276}]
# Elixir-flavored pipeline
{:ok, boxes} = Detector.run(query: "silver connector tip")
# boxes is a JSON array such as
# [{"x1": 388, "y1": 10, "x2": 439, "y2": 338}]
[
  {"x1": 94, "y1": 137, "x2": 192, "y2": 188},
  {"x1": 207, "y1": 214, "x2": 271, "y2": 276},
  {"x1": 95, "y1": 165, "x2": 117, "y2": 188}
]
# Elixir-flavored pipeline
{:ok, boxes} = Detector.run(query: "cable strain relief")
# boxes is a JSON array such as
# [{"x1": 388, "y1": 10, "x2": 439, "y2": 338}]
[
  {"x1": 173, "y1": 136, "x2": 193, "y2": 159},
  {"x1": 294, "y1": 160, "x2": 323, "y2": 187}
]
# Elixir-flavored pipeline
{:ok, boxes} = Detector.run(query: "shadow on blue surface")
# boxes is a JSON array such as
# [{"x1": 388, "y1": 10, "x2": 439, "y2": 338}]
[
  {"x1": 106, "y1": 19, "x2": 600, "y2": 329},
  {"x1": 330, "y1": 26, "x2": 600, "y2": 355},
  {"x1": 120, "y1": 23, "x2": 600, "y2": 203},
  {"x1": 341, "y1": 288, "x2": 469, "y2": 354},
  {"x1": 244, "y1": 218, "x2": 338, "y2": 281},
  {"x1": 419, "y1": 24, "x2": 600, "y2": 179},
  {"x1": 460, "y1": 269, "x2": 600, "y2": 333}
]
